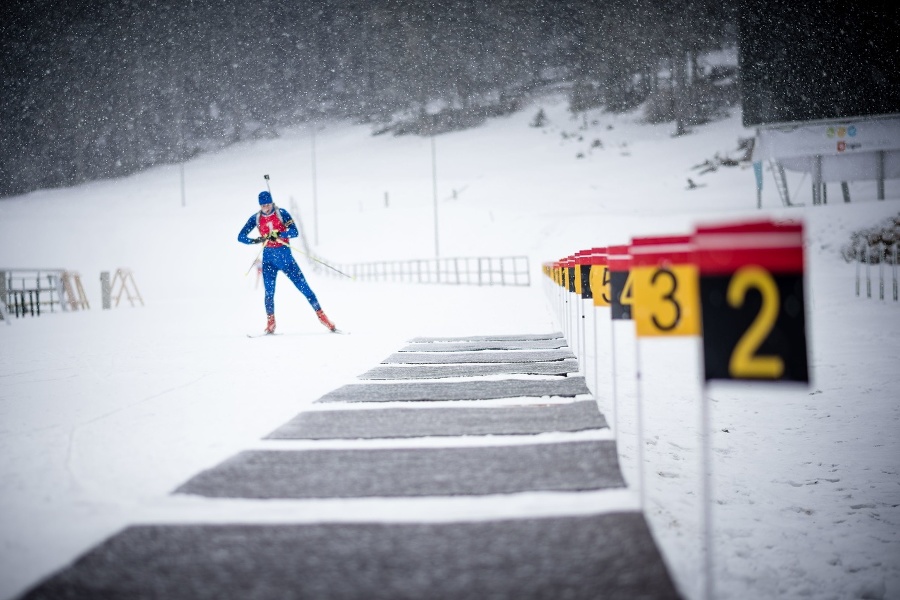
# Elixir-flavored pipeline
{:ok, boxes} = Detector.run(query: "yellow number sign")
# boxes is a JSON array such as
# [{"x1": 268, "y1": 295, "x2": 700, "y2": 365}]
[
  {"x1": 632, "y1": 263, "x2": 700, "y2": 337},
  {"x1": 589, "y1": 263, "x2": 611, "y2": 307},
  {"x1": 694, "y1": 219, "x2": 809, "y2": 383},
  {"x1": 630, "y1": 236, "x2": 699, "y2": 337}
]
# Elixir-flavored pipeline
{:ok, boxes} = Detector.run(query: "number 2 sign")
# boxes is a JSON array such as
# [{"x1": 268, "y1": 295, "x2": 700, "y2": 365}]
[{"x1": 694, "y1": 220, "x2": 809, "y2": 383}]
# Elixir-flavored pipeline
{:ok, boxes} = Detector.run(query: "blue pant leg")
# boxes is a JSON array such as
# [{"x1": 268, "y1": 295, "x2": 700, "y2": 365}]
[
  {"x1": 261, "y1": 259, "x2": 278, "y2": 315},
  {"x1": 282, "y1": 255, "x2": 321, "y2": 312}
]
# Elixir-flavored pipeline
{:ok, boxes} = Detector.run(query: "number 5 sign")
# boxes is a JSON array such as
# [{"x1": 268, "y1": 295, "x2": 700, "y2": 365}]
[
  {"x1": 588, "y1": 247, "x2": 610, "y2": 307},
  {"x1": 694, "y1": 220, "x2": 809, "y2": 383}
]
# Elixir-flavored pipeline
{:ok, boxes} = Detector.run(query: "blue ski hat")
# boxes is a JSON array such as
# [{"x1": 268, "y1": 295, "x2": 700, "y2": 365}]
[{"x1": 258, "y1": 191, "x2": 273, "y2": 205}]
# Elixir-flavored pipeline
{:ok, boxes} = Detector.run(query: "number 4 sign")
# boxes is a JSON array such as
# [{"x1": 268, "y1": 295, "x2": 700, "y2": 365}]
[
  {"x1": 694, "y1": 219, "x2": 809, "y2": 383},
  {"x1": 608, "y1": 245, "x2": 633, "y2": 320}
]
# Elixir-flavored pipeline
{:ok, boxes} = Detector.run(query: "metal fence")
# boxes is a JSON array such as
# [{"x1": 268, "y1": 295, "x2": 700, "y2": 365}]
[
  {"x1": 308, "y1": 255, "x2": 531, "y2": 287},
  {"x1": 854, "y1": 242, "x2": 899, "y2": 301},
  {"x1": 1, "y1": 269, "x2": 67, "y2": 318}
]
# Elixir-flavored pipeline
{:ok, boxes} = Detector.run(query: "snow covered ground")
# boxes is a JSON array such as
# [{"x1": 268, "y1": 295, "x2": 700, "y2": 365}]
[{"x1": 1, "y1": 95, "x2": 898, "y2": 599}]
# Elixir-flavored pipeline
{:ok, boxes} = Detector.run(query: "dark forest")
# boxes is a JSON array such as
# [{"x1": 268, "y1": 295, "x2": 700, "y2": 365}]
[{"x1": 1, "y1": 0, "x2": 739, "y2": 198}]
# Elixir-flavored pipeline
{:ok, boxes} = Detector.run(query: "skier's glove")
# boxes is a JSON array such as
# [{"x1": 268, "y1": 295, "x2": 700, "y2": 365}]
[
  {"x1": 266, "y1": 231, "x2": 280, "y2": 241},
  {"x1": 250, "y1": 237, "x2": 264, "y2": 244}
]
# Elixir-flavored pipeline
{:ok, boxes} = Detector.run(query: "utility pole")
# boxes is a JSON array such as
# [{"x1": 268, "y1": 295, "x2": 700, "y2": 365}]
[
  {"x1": 177, "y1": 94, "x2": 186, "y2": 207},
  {"x1": 432, "y1": 134, "x2": 439, "y2": 258},
  {"x1": 311, "y1": 122, "x2": 319, "y2": 246}
]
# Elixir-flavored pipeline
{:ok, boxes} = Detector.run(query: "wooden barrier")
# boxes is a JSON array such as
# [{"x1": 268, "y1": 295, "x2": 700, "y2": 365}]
[
  {"x1": 61, "y1": 271, "x2": 90, "y2": 310},
  {"x1": 110, "y1": 269, "x2": 145, "y2": 307}
]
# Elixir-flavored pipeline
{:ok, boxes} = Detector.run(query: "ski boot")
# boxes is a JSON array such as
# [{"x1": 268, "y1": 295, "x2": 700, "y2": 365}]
[
  {"x1": 264, "y1": 314, "x2": 276, "y2": 334},
  {"x1": 316, "y1": 309, "x2": 336, "y2": 332}
]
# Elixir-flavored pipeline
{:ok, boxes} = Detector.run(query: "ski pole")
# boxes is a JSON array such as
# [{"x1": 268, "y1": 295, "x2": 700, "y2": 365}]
[
  {"x1": 245, "y1": 243, "x2": 265, "y2": 276},
  {"x1": 277, "y1": 240, "x2": 354, "y2": 279},
  {"x1": 247, "y1": 173, "x2": 280, "y2": 277},
  {"x1": 245, "y1": 175, "x2": 274, "y2": 276},
  {"x1": 245, "y1": 237, "x2": 354, "y2": 280},
  {"x1": 299, "y1": 251, "x2": 354, "y2": 279}
]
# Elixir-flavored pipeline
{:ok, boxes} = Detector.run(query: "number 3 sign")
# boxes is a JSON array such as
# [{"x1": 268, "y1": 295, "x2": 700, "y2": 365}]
[
  {"x1": 694, "y1": 220, "x2": 809, "y2": 383},
  {"x1": 631, "y1": 235, "x2": 700, "y2": 337}
]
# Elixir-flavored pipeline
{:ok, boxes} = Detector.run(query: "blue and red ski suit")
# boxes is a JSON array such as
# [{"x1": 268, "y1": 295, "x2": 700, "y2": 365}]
[{"x1": 237, "y1": 207, "x2": 321, "y2": 315}]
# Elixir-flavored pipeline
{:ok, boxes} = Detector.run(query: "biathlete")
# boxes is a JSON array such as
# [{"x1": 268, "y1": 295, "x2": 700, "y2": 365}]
[{"x1": 237, "y1": 190, "x2": 336, "y2": 334}]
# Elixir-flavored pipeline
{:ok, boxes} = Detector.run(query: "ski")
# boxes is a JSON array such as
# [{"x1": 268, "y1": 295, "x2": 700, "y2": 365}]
[{"x1": 246, "y1": 330, "x2": 347, "y2": 337}]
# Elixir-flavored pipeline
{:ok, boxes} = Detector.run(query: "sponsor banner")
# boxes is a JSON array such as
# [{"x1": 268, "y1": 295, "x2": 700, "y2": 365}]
[{"x1": 754, "y1": 117, "x2": 900, "y2": 160}]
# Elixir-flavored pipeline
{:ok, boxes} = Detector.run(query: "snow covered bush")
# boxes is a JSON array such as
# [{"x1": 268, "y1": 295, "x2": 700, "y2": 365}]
[{"x1": 841, "y1": 213, "x2": 900, "y2": 264}]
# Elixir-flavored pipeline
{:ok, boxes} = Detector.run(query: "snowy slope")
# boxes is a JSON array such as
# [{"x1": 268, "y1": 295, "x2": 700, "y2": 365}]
[{"x1": 1, "y1": 95, "x2": 898, "y2": 600}]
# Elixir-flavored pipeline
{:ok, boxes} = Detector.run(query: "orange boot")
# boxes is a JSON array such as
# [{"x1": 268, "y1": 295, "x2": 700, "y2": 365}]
[
  {"x1": 264, "y1": 314, "x2": 276, "y2": 334},
  {"x1": 316, "y1": 309, "x2": 336, "y2": 332}
]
